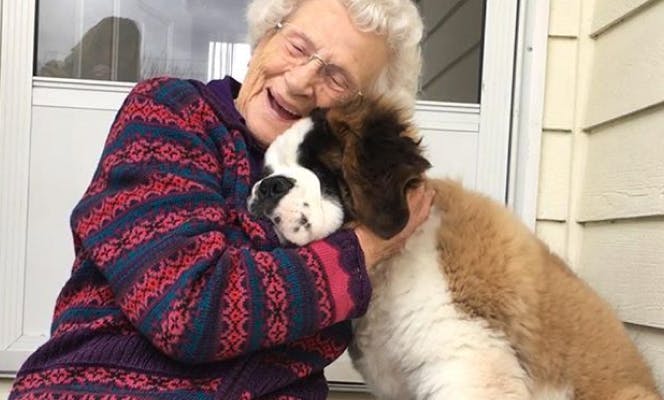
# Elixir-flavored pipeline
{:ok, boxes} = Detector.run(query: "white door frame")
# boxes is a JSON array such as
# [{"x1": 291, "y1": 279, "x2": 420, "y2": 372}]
[
  {"x1": 0, "y1": 0, "x2": 550, "y2": 376},
  {"x1": 475, "y1": 0, "x2": 520, "y2": 203},
  {"x1": 509, "y1": 0, "x2": 551, "y2": 230},
  {"x1": 0, "y1": 0, "x2": 37, "y2": 376}
]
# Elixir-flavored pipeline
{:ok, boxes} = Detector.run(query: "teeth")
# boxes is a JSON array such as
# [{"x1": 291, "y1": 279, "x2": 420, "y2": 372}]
[
  {"x1": 279, "y1": 102, "x2": 298, "y2": 117},
  {"x1": 270, "y1": 89, "x2": 300, "y2": 118}
]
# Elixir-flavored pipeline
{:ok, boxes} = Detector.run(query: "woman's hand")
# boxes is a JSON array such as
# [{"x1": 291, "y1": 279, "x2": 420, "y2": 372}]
[{"x1": 354, "y1": 183, "x2": 436, "y2": 269}]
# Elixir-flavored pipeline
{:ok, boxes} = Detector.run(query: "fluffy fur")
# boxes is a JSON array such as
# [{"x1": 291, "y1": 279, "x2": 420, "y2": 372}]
[
  {"x1": 352, "y1": 178, "x2": 661, "y2": 399},
  {"x1": 251, "y1": 100, "x2": 662, "y2": 399}
]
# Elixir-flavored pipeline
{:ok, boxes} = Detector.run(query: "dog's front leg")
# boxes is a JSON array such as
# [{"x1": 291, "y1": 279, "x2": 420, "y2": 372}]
[{"x1": 406, "y1": 347, "x2": 531, "y2": 400}]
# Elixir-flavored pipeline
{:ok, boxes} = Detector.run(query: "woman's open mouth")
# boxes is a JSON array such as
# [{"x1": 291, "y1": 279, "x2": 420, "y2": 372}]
[{"x1": 267, "y1": 89, "x2": 302, "y2": 121}]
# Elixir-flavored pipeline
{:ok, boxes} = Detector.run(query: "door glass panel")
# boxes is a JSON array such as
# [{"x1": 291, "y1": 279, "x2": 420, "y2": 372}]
[
  {"x1": 417, "y1": 0, "x2": 486, "y2": 103},
  {"x1": 36, "y1": 0, "x2": 485, "y2": 100},
  {"x1": 35, "y1": 0, "x2": 250, "y2": 82}
]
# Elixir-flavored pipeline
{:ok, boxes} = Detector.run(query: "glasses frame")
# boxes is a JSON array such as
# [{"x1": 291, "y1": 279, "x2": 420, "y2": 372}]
[{"x1": 275, "y1": 21, "x2": 363, "y2": 103}]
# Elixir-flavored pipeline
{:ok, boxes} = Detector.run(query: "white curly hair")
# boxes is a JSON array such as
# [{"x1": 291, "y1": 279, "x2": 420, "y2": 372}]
[{"x1": 246, "y1": 0, "x2": 423, "y2": 107}]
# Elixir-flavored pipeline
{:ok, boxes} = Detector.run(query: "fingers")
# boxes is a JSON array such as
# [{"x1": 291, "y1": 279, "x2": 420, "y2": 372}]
[
  {"x1": 355, "y1": 184, "x2": 435, "y2": 269},
  {"x1": 405, "y1": 183, "x2": 435, "y2": 232}
]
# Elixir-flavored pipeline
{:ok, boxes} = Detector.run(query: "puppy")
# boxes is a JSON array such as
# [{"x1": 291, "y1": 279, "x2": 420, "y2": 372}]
[{"x1": 248, "y1": 100, "x2": 662, "y2": 400}]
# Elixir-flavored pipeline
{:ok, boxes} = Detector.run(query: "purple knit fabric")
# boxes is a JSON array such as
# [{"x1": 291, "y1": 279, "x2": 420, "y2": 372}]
[{"x1": 9, "y1": 76, "x2": 371, "y2": 400}]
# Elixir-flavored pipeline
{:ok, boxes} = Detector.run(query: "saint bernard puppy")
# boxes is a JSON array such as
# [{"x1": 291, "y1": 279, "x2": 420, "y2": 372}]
[{"x1": 248, "y1": 101, "x2": 661, "y2": 400}]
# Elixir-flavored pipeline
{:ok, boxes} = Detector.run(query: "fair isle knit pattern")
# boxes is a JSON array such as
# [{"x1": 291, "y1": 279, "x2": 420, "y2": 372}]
[{"x1": 10, "y1": 77, "x2": 371, "y2": 400}]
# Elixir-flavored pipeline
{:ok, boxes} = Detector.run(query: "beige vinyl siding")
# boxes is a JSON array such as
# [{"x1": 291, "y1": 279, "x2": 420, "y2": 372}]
[
  {"x1": 537, "y1": 0, "x2": 664, "y2": 390},
  {"x1": 591, "y1": 0, "x2": 659, "y2": 37},
  {"x1": 628, "y1": 324, "x2": 664, "y2": 389},
  {"x1": 580, "y1": 219, "x2": 664, "y2": 329},
  {"x1": 585, "y1": 1, "x2": 664, "y2": 129},
  {"x1": 535, "y1": 221, "x2": 568, "y2": 260},
  {"x1": 542, "y1": 38, "x2": 577, "y2": 130},
  {"x1": 537, "y1": 132, "x2": 573, "y2": 222},
  {"x1": 536, "y1": 0, "x2": 582, "y2": 263},
  {"x1": 579, "y1": 107, "x2": 664, "y2": 222},
  {"x1": 549, "y1": 0, "x2": 580, "y2": 37}
]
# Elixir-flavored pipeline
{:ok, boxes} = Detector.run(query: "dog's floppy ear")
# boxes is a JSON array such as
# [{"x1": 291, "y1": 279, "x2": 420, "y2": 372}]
[{"x1": 341, "y1": 102, "x2": 431, "y2": 239}]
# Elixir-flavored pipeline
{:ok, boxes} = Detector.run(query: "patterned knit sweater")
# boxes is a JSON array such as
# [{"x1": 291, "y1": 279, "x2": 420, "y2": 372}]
[{"x1": 10, "y1": 77, "x2": 371, "y2": 400}]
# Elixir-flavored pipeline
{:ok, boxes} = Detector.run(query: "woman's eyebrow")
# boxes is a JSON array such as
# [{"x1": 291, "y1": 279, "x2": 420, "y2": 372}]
[
  {"x1": 294, "y1": 28, "x2": 356, "y2": 84},
  {"x1": 287, "y1": 25, "x2": 317, "y2": 50}
]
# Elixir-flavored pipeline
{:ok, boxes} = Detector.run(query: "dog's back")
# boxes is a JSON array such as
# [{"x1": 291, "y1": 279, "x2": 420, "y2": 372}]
[
  {"x1": 250, "y1": 100, "x2": 661, "y2": 398},
  {"x1": 427, "y1": 178, "x2": 661, "y2": 399}
]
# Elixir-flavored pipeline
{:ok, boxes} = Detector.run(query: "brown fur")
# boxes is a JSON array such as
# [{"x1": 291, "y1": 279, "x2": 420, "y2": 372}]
[
  {"x1": 430, "y1": 179, "x2": 661, "y2": 399},
  {"x1": 324, "y1": 98, "x2": 662, "y2": 399},
  {"x1": 325, "y1": 99, "x2": 429, "y2": 238}
]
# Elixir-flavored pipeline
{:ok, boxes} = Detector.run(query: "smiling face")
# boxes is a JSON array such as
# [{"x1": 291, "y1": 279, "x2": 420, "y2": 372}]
[{"x1": 236, "y1": 0, "x2": 389, "y2": 147}]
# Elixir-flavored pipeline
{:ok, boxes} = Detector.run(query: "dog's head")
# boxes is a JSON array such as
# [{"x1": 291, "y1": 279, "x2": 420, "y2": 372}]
[{"x1": 247, "y1": 99, "x2": 431, "y2": 245}]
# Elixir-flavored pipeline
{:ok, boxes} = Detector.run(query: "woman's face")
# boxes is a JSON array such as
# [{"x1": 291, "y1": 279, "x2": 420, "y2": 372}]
[{"x1": 236, "y1": 0, "x2": 389, "y2": 146}]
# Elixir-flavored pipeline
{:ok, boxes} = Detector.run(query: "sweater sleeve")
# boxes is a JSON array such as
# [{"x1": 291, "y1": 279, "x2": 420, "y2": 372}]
[{"x1": 71, "y1": 77, "x2": 371, "y2": 364}]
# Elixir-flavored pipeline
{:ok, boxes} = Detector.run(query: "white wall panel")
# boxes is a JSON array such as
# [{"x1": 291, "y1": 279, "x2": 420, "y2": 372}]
[{"x1": 23, "y1": 105, "x2": 116, "y2": 335}]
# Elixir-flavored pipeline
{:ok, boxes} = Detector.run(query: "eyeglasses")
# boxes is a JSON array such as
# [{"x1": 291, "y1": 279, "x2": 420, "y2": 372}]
[{"x1": 275, "y1": 22, "x2": 363, "y2": 103}]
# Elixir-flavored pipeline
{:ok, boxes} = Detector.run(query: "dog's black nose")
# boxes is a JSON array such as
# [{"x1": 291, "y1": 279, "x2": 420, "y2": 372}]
[{"x1": 258, "y1": 176, "x2": 294, "y2": 200}]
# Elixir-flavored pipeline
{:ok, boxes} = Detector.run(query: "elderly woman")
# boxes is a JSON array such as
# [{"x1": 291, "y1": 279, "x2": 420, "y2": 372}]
[{"x1": 9, "y1": 0, "x2": 433, "y2": 398}]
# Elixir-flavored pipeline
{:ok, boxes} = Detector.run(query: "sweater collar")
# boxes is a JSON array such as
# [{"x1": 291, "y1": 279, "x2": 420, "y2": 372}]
[
  {"x1": 205, "y1": 76, "x2": 265, "y2": 154},
  {"x1": 206, "y1": 76, "x2": 245, "y2": 127}
]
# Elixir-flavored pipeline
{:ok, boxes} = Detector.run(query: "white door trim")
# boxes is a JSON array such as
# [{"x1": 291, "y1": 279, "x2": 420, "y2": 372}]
[
  {"x1": 508, "y1": 0, "x2": 551, "y2": 229},
  {"x1": 0, "y1": 0, "x2": 36, "y2": 376},
  {"x1": 475, "y1": 0, "x2": 520, "y2": 203}
]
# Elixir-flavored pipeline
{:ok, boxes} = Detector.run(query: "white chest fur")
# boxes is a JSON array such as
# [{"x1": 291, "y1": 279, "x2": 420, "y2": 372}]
[{"x1": 350, "y1": 210, "x2": 534, "y2": 400}]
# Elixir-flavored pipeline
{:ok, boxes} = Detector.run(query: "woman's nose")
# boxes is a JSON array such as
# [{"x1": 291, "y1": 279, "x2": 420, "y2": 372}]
[{"x1": 284, "y1": 60, "x2": 320, "y2": 98}]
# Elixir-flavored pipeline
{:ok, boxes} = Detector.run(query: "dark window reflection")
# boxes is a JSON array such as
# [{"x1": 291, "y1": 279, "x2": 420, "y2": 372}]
[
  {"x1": 35, "y1": 0, "x2": 250, "y2": 83},
  {"x1": 417, "y1": 0, "x2": 486, "y2": 103},
  {"x1": 39, "y1": 17, "x2": 141, "y2": 81}
]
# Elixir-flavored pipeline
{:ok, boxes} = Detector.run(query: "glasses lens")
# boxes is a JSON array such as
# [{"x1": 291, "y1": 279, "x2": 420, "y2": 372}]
[
  {"x1": 279, "y1": 23, "x2": 359, "y2": 102},
  {"x1": 324, "y1": 67, "x2": 352, "y2": 93}
]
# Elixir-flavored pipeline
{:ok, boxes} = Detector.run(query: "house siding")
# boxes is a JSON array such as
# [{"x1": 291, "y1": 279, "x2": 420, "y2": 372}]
[{"x1": 537, "y1": 0, "x2": 664, "y2": 390}]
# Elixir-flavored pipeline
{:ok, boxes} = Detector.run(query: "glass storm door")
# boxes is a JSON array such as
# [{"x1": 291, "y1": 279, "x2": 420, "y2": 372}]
[{"x1": 0, "y1": 0, "x2": 519, "y2": 386}]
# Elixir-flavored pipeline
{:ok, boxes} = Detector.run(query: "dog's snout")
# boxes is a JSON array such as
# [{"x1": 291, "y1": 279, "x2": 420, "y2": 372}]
[{"x1": 258, "y1": 176, "x2": 294, "y2": 200}]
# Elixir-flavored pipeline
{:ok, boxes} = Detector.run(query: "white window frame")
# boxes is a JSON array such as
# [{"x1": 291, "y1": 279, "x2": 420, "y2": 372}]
[{"x1": 0, "y1": 0, "x2": 549, "y2": 378}]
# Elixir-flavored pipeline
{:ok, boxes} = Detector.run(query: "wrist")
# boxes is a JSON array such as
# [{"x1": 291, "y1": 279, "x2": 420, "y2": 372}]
[{"x1": 354, "y1": 226, "x2": 379, "y2": 269}]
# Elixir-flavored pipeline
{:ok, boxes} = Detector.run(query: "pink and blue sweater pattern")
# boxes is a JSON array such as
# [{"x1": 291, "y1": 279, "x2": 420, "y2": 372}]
[{"x1": 9, "y1": 77, "x2": 371, "y2": 400}]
